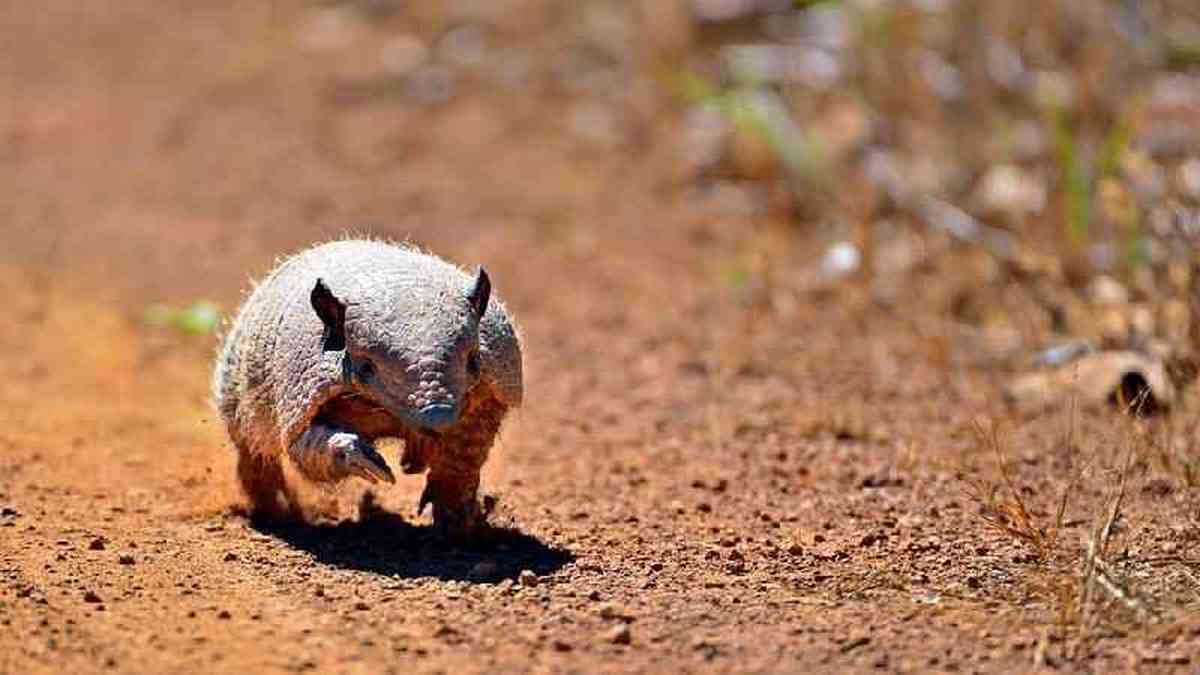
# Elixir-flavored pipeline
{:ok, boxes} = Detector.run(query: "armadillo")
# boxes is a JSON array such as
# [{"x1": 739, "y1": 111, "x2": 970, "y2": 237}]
[{"x1": 211, "y1": 239, "x2": 523, "y2": 535}]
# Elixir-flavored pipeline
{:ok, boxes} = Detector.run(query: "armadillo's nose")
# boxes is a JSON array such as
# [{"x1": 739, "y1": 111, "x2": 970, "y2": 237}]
[
  {"x1": 415, "y1": 403, "x2": 458, "y2": 430},
  {"x1": 409, "y1": 361, "x2": 459, "y2": 429}
]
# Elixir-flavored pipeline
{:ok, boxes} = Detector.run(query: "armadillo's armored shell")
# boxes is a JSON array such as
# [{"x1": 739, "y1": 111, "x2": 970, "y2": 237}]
[{"x1": 479, "y1": 301, "x2": 523, "y2": 407}]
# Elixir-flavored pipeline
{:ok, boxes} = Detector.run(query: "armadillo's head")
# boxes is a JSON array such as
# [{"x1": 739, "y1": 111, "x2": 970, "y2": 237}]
[{"x1": 310, "y1": 268, "x2": 492, "y2": 432}]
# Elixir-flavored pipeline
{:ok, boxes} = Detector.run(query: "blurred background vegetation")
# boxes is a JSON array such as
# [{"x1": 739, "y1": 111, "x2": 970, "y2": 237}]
[
  {"x1": 679, "y1": 0, "x2": 1200, "y2": 277},
  {"x1": 3, "y1": 0, "x2": 1198, "y2": 373},
  {"x1": 673, "y1": 0, "x2": 1200, "y2": 389}
]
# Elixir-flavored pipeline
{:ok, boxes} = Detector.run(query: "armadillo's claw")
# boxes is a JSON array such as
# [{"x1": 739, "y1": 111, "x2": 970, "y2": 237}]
[
  {"x1": 347, "y1": 453, "x2": 396, "y2": 484},
  {"x1": 418, "y1": 483, "x2": 434, "y2": 516},
  {"x1": 400, "y1": 436, "x2": 431, "y2": 475},
  {"x1": 332, "y1": 435, "x2": 396, "y2": 484}
]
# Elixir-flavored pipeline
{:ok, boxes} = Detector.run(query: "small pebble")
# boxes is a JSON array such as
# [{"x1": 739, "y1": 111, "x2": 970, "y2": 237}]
[
  {"x1": 1178, "y1": 157, "x2": 1200, "y2": 200},
  {"x1": 604, "y1": 624, "x2": 632, "y2": 645},
  {"x1": 598, "y1": 602, "x2": 631, "y2": 621},
  {"x1": 821, "y1": 241, "x2": 861, "y2": 279},
  {"x1": 118, "y1": 554, "x2": 135, "y2": 565},
  {"x1": 89, "y1": 538, "x2": 106, "y2": 551},
  {"x1": 518, "y1": 570, "x2": 539, "y2": 588},
  {"x1": 83, "y1": 591, "x2": 102, "y2": 604}
]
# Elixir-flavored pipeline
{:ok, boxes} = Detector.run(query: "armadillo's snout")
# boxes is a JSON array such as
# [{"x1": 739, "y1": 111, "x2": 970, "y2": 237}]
[
  {"x1": 415, "y1": 402, "x2": 458, "y2": 430},
  {"x1": 405, "y1": 364, "x2": 460, "y2": 430}
]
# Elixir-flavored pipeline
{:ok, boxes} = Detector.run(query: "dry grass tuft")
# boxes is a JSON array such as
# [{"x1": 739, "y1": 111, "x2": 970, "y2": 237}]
[
  {"x1": 962, "y1": 418, "x2": 1064, "y2": 562},
  {"x1": 959, "y1": 395, "x2": 1176, "y2": 658}
]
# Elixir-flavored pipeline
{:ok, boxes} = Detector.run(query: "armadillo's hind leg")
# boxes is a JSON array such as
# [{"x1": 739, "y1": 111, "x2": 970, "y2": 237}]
[
  {"x1": 236, "y1": 450, "x2": 298, "y2": 521},
  {"x1": 288, "y1": 424, "x2": 396, "y2": 485}
]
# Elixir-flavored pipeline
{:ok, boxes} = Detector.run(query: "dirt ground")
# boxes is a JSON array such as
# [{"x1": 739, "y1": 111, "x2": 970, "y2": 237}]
[{"x1": 2, "y1": 2, "x2": 1199, "y2": 673}]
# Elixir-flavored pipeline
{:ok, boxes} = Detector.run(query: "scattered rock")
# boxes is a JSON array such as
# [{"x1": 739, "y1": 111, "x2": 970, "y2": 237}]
[
  {"x1": 974, "y1": 164, "x2": 1046, "y2": 217},
  {"x1": 680, "y1": 105, "x2": 730, "y2": 175},
  {"x1": 83, "y1": 591, "x2": 102, "y2": 604},
  {"x1": 1097, "y1": 307, "x2": 1132, "y2": 346},
  {"x1": 88, "y1": 537, "x2": 106, "y2": 551},
  {"x1": 985, "y1": 38, "x2": 1026, "y2": 91},
  {"x1": 1129, "y1": 304, "x2": 1155, "y2": 340},
  {"x1": 1031, "y1": 69, "x2": 1075, "y2": 109},
  {"x1": 860, "y1": 471, "x2": 904, "y2": 489},
  {"x1": 518, "y1": 570, "x2": 539, "y2": 588},
  {"x1": 118, "y1": 554, "x2": 135, "y2": 566},
  {"x1": 1142, "y1": 478, "x2": 1174, "y2": 497},
  {"x1": 598, "y1": 602, "x2": 632, "y2": 622},
  {"x1": 1088, "y1": 275, "x2": 1130, "y2": 305},
  {"x1": 692, "y1": 637, "x2": 722, "y2": 660},
  {"x1": 722, "y1": 44, "x2": 841, "y2": 89},
  {"x1": 1161, "y1": 299, "x2": 1191, "y2": 344},
  {"x1": 1179, "y1": 157, "x2": 1200, "y2": 200},
  {"x1": 1009, "y1": 120, "x2": 1046, "y2": 161},
  {"x1": 1030, "y1": 341, "x2": 1094, "y2": 369},
  {"x1": 920, "y1": 50, "x2": 964, "y2": 102},
  {"x1": 1123, "y1": 150, "x2": 1168, "y2": 199},
  {"x1": 821, "y1": 241, "x2": 861, "y2": 279},
  {"x1": 551, "y1": 639, "x2": 573, "y2": 652},
  {"x1": 859, "y1": 532, "x2": 887, "y2": 547},
  {"x1": 217, "y1": 610, "x2": 232, "y2": 620},
  {"x1": 437, "y1": 24, "x2": 487, "y2": 68},
  {"x1": 840, "y1": 635, "x2": 870, "y2": 654},
  {"x1": 603, "y1": 624, "x2": 632, "y2": 645}
]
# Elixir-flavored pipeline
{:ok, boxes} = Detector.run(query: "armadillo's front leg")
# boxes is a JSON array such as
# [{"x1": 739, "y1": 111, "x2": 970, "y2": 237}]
[
  {"x1": 419, "y1": 392, "x2": 506, "y2": 538},
  {"x1": 288, "y1": 424, "x2": 396, "y2": 485},
  {"x1": 420, "y1": 443, "x2": 489, "y2": 538}
]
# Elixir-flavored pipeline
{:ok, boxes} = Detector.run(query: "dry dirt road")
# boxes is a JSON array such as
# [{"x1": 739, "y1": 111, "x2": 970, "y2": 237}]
[{"x1": 2, "y1": 2, "x2": 1199, "y2": 673}]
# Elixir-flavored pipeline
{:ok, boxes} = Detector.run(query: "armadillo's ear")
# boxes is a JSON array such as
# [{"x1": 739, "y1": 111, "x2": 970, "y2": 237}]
[
  {"x1": 467, "y1": 267, "x2": 491, "y2": 317},
  {"x1": 311, "y1": 278, "x2": 347, "y2": 352}
]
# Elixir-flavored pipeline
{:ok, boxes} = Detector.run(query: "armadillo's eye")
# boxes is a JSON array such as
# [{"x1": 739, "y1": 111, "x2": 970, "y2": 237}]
[
  {"x1": 466, "y1": 351, "x2": 481, "y2": 378},
  {"x1": 356, "y1": 359, "x2": 376, "y2": 381}
]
